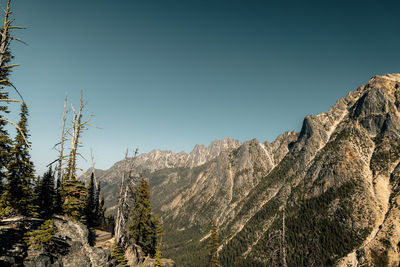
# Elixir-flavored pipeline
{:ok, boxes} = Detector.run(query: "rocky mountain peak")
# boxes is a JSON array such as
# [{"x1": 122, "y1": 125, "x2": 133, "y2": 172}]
[
  {"x1": 133, "y1": 137, "x2": 241, "y2": 170},
  {"x1": 269, "y1": 131, "x2": 298, "y2": 163},
  {"x1": 93, "y1": 137, "x2": 242, "y2": 192},
  {"x1": 183, "y1": 137, "x2": 241, "y2": 168},
  {"x1": 348, "y1": 73, "x2": 400, "y2": 137}
]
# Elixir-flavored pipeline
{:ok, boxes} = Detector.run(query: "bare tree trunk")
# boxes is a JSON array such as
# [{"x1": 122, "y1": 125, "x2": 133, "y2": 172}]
[
  {"x1": 0, "y1": 0, "x2": 11, "y2": 73},
  {"x1": 67, "y1": 93, "x2": 83, "y2": 180},
  {"x1": 0, "y1": 0, "x2": 24, "y2": 86},
  {"x1": 115, "y1": 148, "x2": 138, "y2": 248},
  {"x1": 57, "y1": 95, "x2": 67, "y2": 182}
]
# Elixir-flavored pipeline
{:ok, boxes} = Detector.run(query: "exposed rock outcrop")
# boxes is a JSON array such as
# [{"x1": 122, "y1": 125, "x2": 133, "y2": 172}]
[
  {"x1": 0, "y1": 216, "x2": 113, "y2": 267},
  {"x1": 1, "y1": 215, "x2": 173, "y2": 266}
]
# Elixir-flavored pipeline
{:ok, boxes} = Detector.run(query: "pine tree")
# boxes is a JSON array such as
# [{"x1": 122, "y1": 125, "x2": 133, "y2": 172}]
[
  {"x1": 129, "y1": 178, "x2": 152, "y2": 255},
  {"x1": 85, "y1": 172, "x2": 96, "y2": 226},
  {"x1": 111, "y1": 241, "x2": 128, "y2": 266},
  {"x1": 98, "y1": 191, "x2": 106, "y2": 226},
  {"x1": 61, "y1": 179, "x2": 87, "y2": 222},
  {"x1": 0, "y1": 104, "x2": 10, "y2": 197},
  {"x1": 0, "y1": 0, "x2": 23, "y2": 207},
  {"x1": 154, "y1": 244, "x2": 163, "y2": 267},
  {"x1": 31, "y1": 175, "x2": 41, "y2": 217},
  {"x1": 4, "y1": 102, "x2": 35, "y2": 215},
  {"x1": 106, "y1": 214, "x2": 115, "y2": 235},
  {"x1": 35, "y1": 167, "x2": 56, "y2": 219},
  {"x1": 208, "y1": 219, "x2": 222, "y2": 267},
  {"x1": 151, "y1": 214, "x2": 163, "y2": 256},
  {"x1": 54, "y1": 176, "x2": 62, "y2": 214},
  {"x1": 24, "y1": 219, "x2": 55, "y2": 251},
  {"x1": 94, "y1": 181, "x2": 100, "y2": 224},
  {"x1": 128, "y1": 178, "x2": 161, "y2": 257}
]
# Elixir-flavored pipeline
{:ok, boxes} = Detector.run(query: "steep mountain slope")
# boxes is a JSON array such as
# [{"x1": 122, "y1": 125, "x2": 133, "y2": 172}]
[
  {"x1": 145, "y1": 73, "x2": 400, "y2": 266},
  {"x1": 101, "y1": 73, "x2": 400, "y2": 266},
  {"x1": 149, "y1": 132, "x2": 298, "y2": 265},
  {"x1": 216, "y1": 73, "x2": 400, "y2": 266}
]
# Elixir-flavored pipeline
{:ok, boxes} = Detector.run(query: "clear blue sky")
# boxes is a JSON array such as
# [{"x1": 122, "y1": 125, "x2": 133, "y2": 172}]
[{"x1": 4, "y1": 0, "x2": 400, "y2": 174}]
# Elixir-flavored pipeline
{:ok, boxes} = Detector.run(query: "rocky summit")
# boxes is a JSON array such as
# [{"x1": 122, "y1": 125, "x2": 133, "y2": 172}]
[{"x1": 95, "y1": 73, "x2": 400, "y2": 266}]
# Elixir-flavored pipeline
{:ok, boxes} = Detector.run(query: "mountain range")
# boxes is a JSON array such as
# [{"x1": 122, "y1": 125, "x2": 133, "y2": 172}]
[{"x1": 93, "y1": 73, "x2": 400, "y2": 266}]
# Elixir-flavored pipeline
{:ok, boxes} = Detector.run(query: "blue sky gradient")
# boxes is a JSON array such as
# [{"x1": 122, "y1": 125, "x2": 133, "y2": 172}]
[{"x1": 4, "y1": 0, "x2": 400, "y2": 174}]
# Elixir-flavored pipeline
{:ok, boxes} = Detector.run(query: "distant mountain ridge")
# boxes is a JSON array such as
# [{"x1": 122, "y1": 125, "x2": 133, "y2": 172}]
[{"x1": 92, "y1": 137, "x2": 241, "y2": 212}]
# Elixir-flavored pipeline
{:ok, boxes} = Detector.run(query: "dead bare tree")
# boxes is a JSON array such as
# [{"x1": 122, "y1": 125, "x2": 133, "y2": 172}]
[
  {"x1": 54, "y1": 92, "x2": 99, "y2": 220},
  {"x1": 50, "y1": 94, "x2": 69, "y2": 181},
  {"x1": 115, "y1": 148, "x2": 139, "y2": 247},
  {"x1": 47, "y1": 95, "x2": 70, "y2": 177},
  {"x1": 66, "y1": 91, "x2": 96, "y2": 180}
]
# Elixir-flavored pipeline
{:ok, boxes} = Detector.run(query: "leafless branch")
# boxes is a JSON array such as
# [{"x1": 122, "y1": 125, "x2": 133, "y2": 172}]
[
  {"x1": 46, "y1": 158, "x2": 59, "y2": 167},
  {"x1": 0, "y1": 117, "x2": 30, "y2": 149}
]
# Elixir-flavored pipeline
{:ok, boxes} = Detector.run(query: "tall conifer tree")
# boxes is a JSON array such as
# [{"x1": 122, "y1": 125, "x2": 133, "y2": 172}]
[
  {"x1": 98, "y1": 191, "x2": 106, "y2": 225},
  {"x1": 0, "y1": 0, "x2": 23, "y2": 200},
  {"x1": 0, "y1": 115, "x2": 10, "y2": 196},
  {"x1": 94, "y1": 181, "x2": 100, "y2": 221},
  {"x1": 4, "y1": 102, "x2": 35, "y2": 215},
  {"x1": 0, "y1": 87, "x2": 10, "y2": 196},
  {"x1": 208, "y1": 219, "x2": 222, "y2": 267},
  {"x1": 85, "y1": 172, "x2": 96, "y2": 226},
  {"x1": 61, "y1": 179, "x2": 87, "y2": 222},
  {"x1": 54, "y1": 176, "x2": 62, "y2": 214},
  {"x1": 128, "y1": 178, "x2": 161, "y2": 257},
  {"x1": 35, "y1": 167, "x2": 55, "y2": 218}
]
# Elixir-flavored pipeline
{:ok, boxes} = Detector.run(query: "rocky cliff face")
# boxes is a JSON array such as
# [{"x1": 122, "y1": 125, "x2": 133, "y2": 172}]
[{"x1": 215, "y1": 73, "x2": 400, "y2": 266}]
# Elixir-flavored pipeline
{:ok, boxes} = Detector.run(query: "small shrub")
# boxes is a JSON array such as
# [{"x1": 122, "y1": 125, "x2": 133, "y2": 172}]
[
  {"x1": 379, "y1": 238, "x2": 391, "y2": 249},
  {"x1": 371, "y1": 249, "x2": 389, "y2": 267},
  {"x1": 0, "y1": 204, "x2": 14, "y2": 218},
  {"x1": 111, "y1": 242, "x2": 128, "y2": 266},
  {"x1": 24, "y1": 219, "x2": 55, "y2": 251}
]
